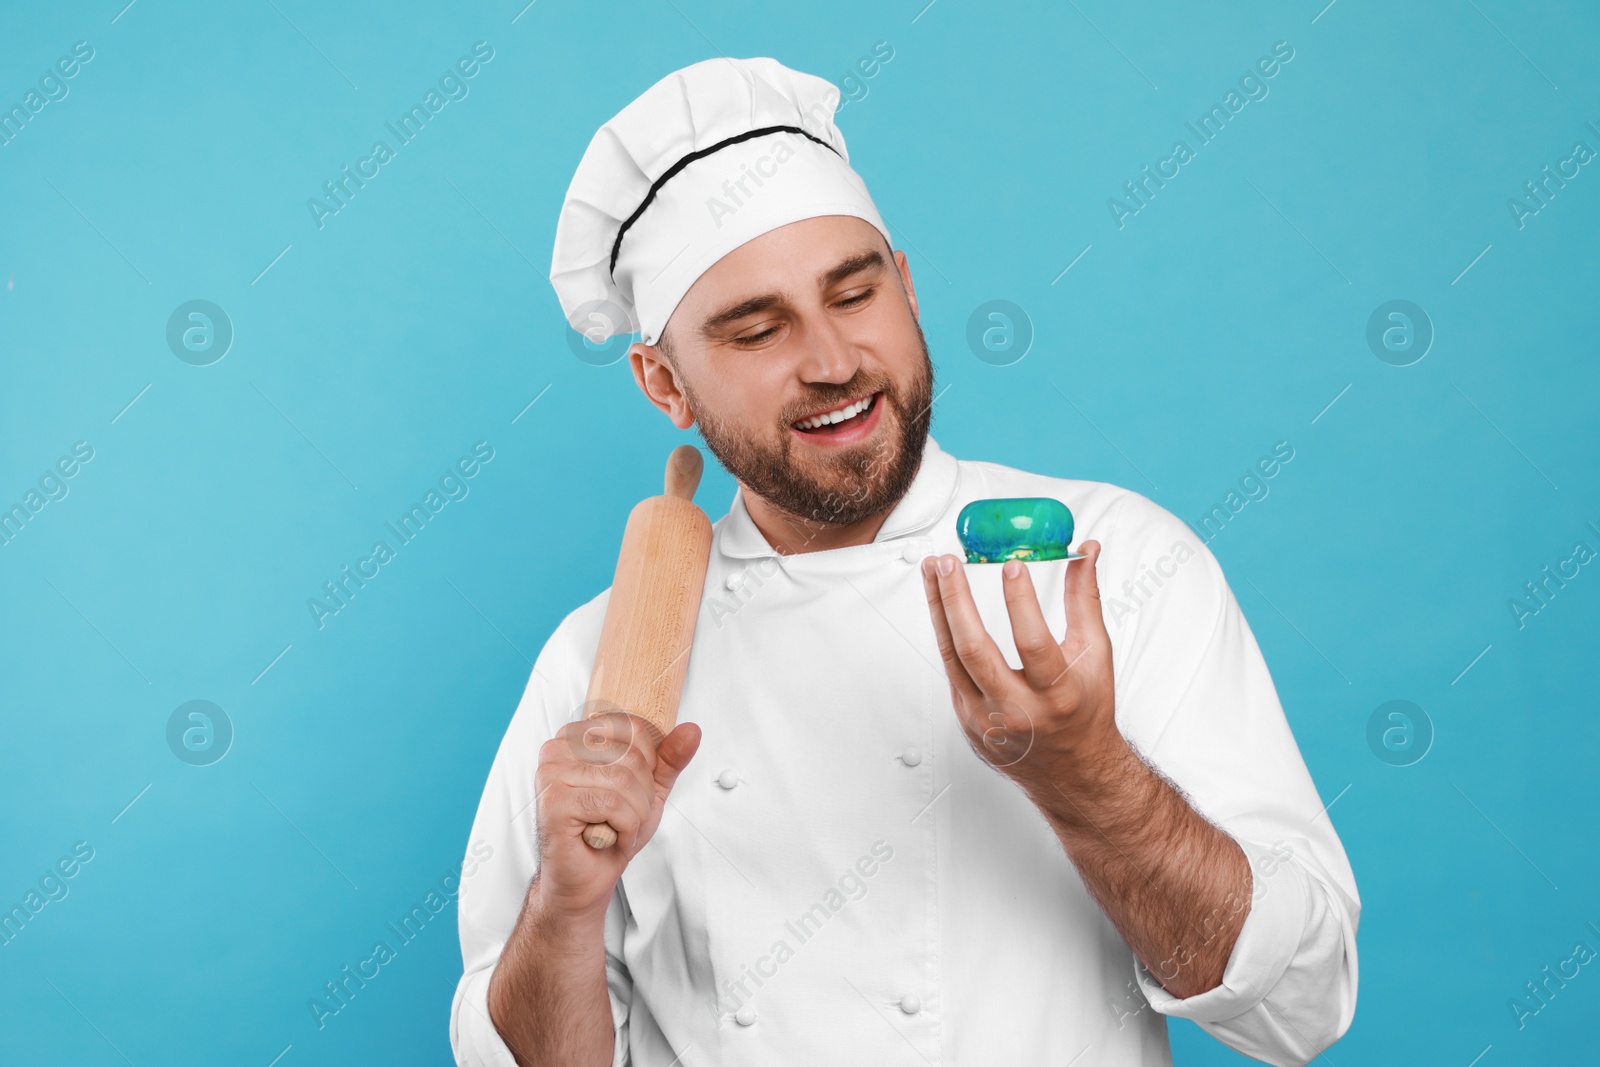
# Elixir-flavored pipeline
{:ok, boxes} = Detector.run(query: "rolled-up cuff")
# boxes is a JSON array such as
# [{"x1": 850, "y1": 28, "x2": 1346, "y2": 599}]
[
  {"x1": 1133, "y1": 836, "x2": 1312, "y2": 1023},
  {"x1": 451, "y1": 965, "x2": 522, "y2": 1067},
  {"x1": 450, "y1": 960, "x2": 631, "y2": 1066}
]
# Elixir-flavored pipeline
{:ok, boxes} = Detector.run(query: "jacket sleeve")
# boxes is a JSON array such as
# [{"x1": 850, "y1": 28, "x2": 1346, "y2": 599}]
[
  {"x1": 1101, "y1": 490, "x2": 1360, "y2": 1067},
  {"x1": 450, "y1": 615, "x2": 635, "y2": 1067}
]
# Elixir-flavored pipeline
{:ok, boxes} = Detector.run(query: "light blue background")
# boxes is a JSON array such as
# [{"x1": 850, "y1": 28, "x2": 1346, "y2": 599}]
[{"x1": 3, "y1": 0, "x2": 1597, "y2": 1063}]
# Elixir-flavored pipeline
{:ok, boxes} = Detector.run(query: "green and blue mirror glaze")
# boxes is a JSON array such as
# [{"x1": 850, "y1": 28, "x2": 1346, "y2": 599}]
[{"x1": 955, "y1": 497, "x2": 1085, "y2": 563}]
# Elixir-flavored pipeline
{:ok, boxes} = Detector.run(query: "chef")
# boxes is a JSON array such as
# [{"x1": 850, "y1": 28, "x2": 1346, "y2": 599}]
[{"x1": 450, "y1": 57, "x2": 1358, "y2": 1067}]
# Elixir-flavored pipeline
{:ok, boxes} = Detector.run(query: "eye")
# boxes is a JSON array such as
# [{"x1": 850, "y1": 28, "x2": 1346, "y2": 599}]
[
  {"x1": 834, "y1": 286, "x2": 874, "y2": 308},
  {"x1": 732, "y1": 325, "x2": 781, "y2": 347}
]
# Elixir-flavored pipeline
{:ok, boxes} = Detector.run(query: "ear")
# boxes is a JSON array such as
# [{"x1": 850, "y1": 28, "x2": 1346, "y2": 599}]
[
  {"x1": 892, "y1": 248, "x2": 919, "y2": 322},
  {"x1": 629, "y1": 342, "x2": 695, "y2": 430}
]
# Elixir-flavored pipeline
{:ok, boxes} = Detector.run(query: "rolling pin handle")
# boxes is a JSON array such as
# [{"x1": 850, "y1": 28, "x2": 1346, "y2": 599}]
[
  {"x1": 664, "y1": 445, "x2": 704, "y2": 501},
  {"x1": 583, "y1": 822, "x2": 619, "y2": 850}
]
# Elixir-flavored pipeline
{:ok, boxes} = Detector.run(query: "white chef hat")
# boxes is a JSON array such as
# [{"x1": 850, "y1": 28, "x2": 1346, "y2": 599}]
[{"x1": 550, "y1": 56, "x2": 893, "y2": 347}]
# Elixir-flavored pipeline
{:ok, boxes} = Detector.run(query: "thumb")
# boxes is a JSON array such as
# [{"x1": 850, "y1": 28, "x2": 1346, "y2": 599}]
[
  {"x1": 653, "y1": 721, "x2": 702, "y2": 795},
  {"x1": 1064, "y1": 540, "x2": 1110, "y2": 647}
]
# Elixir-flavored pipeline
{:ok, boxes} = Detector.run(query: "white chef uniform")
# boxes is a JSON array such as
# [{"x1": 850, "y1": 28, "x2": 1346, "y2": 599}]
[{"x1": 449, "y1": 434, "x2": 1360, "y2": 1066}]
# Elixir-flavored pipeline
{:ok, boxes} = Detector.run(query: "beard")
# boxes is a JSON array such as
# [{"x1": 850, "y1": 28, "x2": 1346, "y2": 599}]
[{"x1": 684, "y1": 322, "x2": 936, "y2": 532}]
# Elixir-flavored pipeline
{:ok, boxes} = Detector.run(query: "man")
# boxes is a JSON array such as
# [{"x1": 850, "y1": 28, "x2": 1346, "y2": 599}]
[{"x1": 451, "y1": 57, "x2": 1358, "y2": 1066}]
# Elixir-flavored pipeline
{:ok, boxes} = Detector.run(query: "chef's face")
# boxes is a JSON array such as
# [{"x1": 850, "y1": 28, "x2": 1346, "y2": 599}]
[{"x1": 631, "y1": 215, "x2": 936, "y2": 530}]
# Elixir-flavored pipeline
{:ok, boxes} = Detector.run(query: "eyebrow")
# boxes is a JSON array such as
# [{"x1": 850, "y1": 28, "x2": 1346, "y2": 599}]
[
  {"x1": 698, "y1": 248, "x2": 888, "y2": 337},
  {"x1": 820, "y1": 248, "x2": 886, "y2": 289}
]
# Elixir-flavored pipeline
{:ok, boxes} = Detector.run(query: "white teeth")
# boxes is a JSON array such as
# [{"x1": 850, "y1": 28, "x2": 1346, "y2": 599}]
[{"x1": 796, "y1": 394, "x2": 874, "y2": 430}]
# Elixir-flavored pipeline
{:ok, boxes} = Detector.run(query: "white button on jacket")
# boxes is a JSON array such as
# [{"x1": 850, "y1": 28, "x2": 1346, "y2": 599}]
[{"x1": 451, "y1": 435, "x2": 1360, "y2": 1066}]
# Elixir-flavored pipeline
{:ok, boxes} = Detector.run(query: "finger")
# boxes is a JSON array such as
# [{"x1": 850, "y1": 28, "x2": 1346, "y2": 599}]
[
  {"x1": 534, "y1": 752, "x2": 642, "y2": 857},
  {"x1": 999, "y1": 559, "x2": 1070, "y2": 689},
  {"x1": 931, "y1": 553, "x2": 1015, "y2": 696},
  {"x1": 653, "y1": 721, "x2": 701, "y2": 798},
  {"x1": 921, "y1": 555, "x2": 982, "y2": 702},
  {"x1": 563, "y1": 780, "x2": 645, "y2": 843},
  {"x1": 569, "y1": 748, "x2": 656, "y2": 815},
  {"x1": 567, "y1": 746, "x2": 655, "y2": 820},
  {"x1": 547, "y1": 721, "x2": 656, "y2": 820},
  {"x1": 1064, "y1": 540, "x2": 1111, "y2": 659}
]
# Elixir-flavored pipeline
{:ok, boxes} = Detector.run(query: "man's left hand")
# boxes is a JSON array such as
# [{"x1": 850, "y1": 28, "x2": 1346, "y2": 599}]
[{"x1": 920, "y1": 541, "x2": 1123, "y2": 797}]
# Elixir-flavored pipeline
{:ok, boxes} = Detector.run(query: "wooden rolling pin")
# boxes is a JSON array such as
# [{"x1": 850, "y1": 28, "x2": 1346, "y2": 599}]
[{"x1": 582, "y1": 445, "x2": 713, "y2": 849}]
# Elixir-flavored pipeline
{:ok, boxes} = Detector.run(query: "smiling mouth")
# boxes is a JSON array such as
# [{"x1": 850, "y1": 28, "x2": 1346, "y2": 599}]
[{"x1": 791, "y1": 392, "x2": 880, "y2": 435}]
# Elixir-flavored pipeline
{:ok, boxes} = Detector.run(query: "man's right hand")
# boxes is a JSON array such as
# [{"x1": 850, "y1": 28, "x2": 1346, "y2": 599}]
[
  {"x1": 487, "y1": 716, "x2": 700, "y2": 1066},
  {"x1": 532, "y1": 713, "x2": 702, "y2": 918}
]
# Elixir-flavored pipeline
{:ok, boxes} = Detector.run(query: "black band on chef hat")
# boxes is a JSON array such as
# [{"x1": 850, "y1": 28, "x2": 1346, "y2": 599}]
[{"x1": 607, "y1": 124, "x2": 839, "y2": 278}]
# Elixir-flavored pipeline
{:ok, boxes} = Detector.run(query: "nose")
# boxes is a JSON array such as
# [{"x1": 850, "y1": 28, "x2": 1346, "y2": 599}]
[{"x1": 796, "y1": 313, "x2": 860, "y2": 387}]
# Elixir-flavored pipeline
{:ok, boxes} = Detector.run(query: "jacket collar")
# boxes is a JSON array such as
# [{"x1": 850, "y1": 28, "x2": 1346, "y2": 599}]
[{"x1": 715, "y1": 434, "x2": 960, "y2": 559}]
